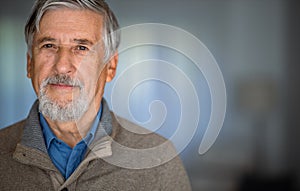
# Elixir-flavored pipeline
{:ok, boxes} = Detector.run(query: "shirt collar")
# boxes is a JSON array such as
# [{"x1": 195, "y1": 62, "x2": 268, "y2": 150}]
[
  {"x1": 83, "y1": 104, "x2": 103, "y2": 145},
  {"x1": 40, "y1": 103, "x2": 103, "y2": 149},
  {"x1": 39, "y1": 113, "x2": 55, "y2": 149}
]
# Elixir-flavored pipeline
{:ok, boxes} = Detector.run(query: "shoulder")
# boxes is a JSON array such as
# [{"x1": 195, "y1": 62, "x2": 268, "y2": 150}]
[
  {"x1": 109, "y1": 113, "x2": 192, "y2": 190},
  {"x1": 111, "y1": 113, "x2": 167, "y2": 149},
  {"x1": 110, "y1": 113, "x2": 182, "y2": 168},
  {"x1": 0, "y1": 120, "x2": 25, "y2": 154}
]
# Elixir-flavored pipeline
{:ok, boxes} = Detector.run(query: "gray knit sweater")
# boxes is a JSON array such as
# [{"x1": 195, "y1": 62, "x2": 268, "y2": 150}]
[{"x1": 0, "y1": 100, "x2": 191, "y2": 191}]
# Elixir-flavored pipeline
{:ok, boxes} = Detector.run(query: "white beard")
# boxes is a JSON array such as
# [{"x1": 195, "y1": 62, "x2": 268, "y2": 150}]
[{"x1": 38, "y1": 74, "x2": 88, "y2": 122}]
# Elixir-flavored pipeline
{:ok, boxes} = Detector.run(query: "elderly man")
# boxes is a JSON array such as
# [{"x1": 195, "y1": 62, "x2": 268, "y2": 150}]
[{"x1": 0, "y1": 0, "x2": 191, "y2": 190}]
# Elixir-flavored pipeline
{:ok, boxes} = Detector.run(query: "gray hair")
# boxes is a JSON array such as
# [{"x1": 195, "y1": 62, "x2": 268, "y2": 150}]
[{"x1": 25, "y1": 0, "x2": 120, "y2": 63}]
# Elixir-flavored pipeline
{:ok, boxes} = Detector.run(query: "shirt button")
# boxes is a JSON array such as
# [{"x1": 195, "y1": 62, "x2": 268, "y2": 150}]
[{"x1": 61, "y1": 188, "x2": 68, "y2": 191}]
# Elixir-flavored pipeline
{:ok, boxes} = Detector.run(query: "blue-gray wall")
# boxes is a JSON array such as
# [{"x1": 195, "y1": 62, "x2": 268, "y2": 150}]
[{"x1": 1, "y1": 1, "x2": 298, "y2": 190}]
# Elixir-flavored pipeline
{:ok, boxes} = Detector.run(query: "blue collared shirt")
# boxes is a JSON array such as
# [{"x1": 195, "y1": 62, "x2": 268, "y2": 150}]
[{"x1": 40, "y1": 105, "x2": 102, "y2": 179}]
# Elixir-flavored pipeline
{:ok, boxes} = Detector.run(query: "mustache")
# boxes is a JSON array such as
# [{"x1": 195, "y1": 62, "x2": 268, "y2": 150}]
[{"x1": 43, "y1": 74, "x2": 83, "y2": 89}]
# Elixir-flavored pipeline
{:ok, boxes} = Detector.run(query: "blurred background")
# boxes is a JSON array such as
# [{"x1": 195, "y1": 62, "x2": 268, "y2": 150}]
[{"x1": 0, "y1": 0, "x2": 299, "y2": 190}]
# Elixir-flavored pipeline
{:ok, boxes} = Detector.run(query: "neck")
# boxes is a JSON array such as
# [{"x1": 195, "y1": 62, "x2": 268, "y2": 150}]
[
  {"x1": 45, "y1": 121, "x2": 91, "y2": 148},
  {"x1": 45, "y1": 101, "x2": 101, "y2": 148}
]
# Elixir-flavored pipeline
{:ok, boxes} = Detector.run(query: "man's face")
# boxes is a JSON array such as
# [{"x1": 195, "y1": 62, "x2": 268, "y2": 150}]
[{"x1": 27, "y1": 8, "x2": 116, "y2": 121}]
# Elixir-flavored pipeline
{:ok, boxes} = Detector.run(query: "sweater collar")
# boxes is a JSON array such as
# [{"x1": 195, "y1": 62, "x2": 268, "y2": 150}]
[{"x1": 20, "y1": 99, "x2": 113, "y2": 154}]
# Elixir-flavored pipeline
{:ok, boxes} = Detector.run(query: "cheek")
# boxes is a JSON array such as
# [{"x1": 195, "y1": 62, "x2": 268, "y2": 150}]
[
  {"x1": 81, "y1": 66, "x2": 107, "y2": 96},
  {"x1": 81, "y1": 67, "x2": 102, "y2": 90},
  {"x1": 95, "y1": 67, "x2": 108, "y2": 92},
  {"x1": 30, "y1": 58, "x2": 55, "y2": 94},
  {"x1": 79, "y1": 57, "x2": 106, "y2": 85}
]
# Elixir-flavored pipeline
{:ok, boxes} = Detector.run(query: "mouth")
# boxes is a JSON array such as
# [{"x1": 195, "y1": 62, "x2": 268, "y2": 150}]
[
  {"x1": 42, "y1": 75, "x2": 83, "y2": 94},
  {"x1": 50, "y1": 83, "x2": 73, "y2": 87},
  {"x1": 49, "y1": 83, "x2": 79, "y2": 90}
]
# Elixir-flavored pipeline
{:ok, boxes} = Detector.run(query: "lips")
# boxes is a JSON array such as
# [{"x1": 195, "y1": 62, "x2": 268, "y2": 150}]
[
  {"x1": 50, "y1": 83, "x2": 73, "y2": 87},
  {"x1": 49, "y1": 83, "x2": 76, "y2": 90}
]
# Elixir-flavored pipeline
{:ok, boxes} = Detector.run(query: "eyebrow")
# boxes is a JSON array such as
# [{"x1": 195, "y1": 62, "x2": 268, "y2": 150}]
[
  {"x1": 36, "y1": 37, "x2": 57, "y2": 45},
  {"x1": 36, "y1": 37, "x2": 95, "y2": 46},
  {"x1": 73, "y1": 39, "x2": 94, "y2": 46}
]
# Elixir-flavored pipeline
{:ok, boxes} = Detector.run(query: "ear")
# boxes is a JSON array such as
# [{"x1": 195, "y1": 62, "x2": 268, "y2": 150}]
[
  {"x1": 106, "y1": 52, "x2": 118, "y2": 82},
  {"x1": 27, "y1": 53, "x2": 33, "y2": 79}
]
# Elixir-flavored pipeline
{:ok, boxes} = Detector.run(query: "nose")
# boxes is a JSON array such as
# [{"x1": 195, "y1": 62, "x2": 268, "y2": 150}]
[{"x1": 54, "y1": 46, "x2": 75, "y2": 75}]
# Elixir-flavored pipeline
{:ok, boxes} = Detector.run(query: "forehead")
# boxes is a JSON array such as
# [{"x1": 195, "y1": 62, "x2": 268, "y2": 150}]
[{"x1": 35, "y1": 8, "x2": 104, "y2": 43}]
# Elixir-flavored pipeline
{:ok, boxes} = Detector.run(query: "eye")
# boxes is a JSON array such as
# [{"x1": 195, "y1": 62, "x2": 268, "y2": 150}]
[
  {"x1": 76, "y1": 45, "x2": 89, "y2": 51},
  {"x1": 41, "y1": 44, "x2": 56, "y2": 49}
]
